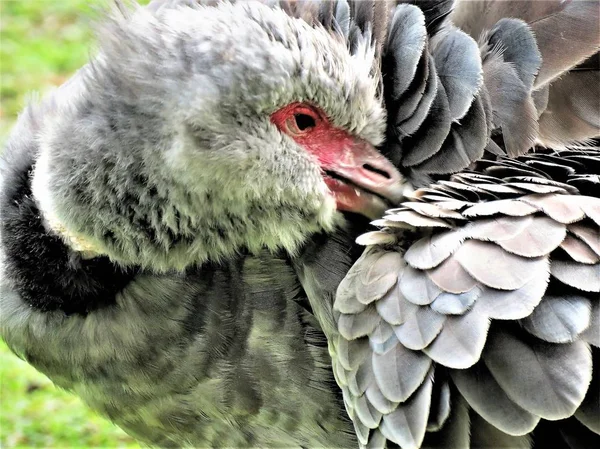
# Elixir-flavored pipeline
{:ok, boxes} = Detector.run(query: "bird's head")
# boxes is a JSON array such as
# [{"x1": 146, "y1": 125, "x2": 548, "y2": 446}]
[{"x1": 31, "y1": 1, "x2": 406, "y2": 271}]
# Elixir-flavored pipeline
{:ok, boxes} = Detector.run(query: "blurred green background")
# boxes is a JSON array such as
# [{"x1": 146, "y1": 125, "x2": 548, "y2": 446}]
[{"x1": 1, "y1": 1, "x2": 149, "y2": 447}]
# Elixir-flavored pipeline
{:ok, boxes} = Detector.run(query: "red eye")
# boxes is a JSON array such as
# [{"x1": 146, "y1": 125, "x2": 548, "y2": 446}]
[{"x1": 271, "y1": 103, "x2": 322, "y2": 138}]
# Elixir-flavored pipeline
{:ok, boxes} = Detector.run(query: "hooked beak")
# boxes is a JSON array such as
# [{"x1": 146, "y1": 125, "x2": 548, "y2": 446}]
[{"x1": 322, "y1": 140, "x2": 407, "y2": 219}]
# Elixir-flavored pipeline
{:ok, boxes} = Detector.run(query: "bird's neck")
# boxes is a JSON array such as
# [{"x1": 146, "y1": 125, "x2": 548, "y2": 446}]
[{"x1": 31, "y1": 148, "x2": 335, "y2": 272}]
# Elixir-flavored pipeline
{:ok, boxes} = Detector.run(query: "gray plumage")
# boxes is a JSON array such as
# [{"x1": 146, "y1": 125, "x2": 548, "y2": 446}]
[
  {"x1": 1, "y1": 1, "x2": 387, "y2": 447},
  {"x1": 335, "y1": 149, "x2": 600, "y2": 449}
]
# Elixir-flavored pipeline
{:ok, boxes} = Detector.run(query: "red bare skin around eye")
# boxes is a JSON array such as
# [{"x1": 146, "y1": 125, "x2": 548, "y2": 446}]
[
  {"x1": 270, "y1": 102, "x2": 405, "y2": 218},
  {"x1": 270, "y1": 103, "x2": 353, "y2": 167}
]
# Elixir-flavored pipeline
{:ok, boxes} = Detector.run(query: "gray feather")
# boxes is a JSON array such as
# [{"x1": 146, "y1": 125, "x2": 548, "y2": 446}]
[
  {"x1": 426, "y1": 377, "x2": 451, "y2": 432},
  {"x1": 333, "y1": 359, "x2": 349, "y2": 388},
  {"x1": 336, "y1": 336, "x2": 371, "y2": 371},
  {"x1": 404, "y1": 230, "x2": 465, "y2": 270},
  {"x1": 401, "y1": 202, "x2": 464, "y2": 219},
  {"x1": 407, "y1": 0, "x2": 454, "y2": 35},
  {"x1": 365, "y1": 428, "x2": 386, "y2": 449},
  {"x1": 484, "y1": 327, "x2": 593, "y2": 420},
  {"x1": 369, "y1": 319, "x2": 395, "y2": 346},
  {"x1": 451, "y1": 0, "x2": 600, "y2": 88},
  {"x1": 347, "y1": 360, "x2": 375, "y2": 397},
  {"x1": 568, "y1": 223, "x2": 600, "y2": 258},
  {"x1": 379, "y1": 370, "x2": 433, "y2": 449},
  {"x1": 335, "y1": 0, "x2": 351, "y2": 38},
  {"x1": 579, "y1": 197, "x2": 600, "y2": 226},
  {"x1": 451, "y1": 361, "x2": 540, "y2": 435},
  {"x1": 372, "y1": 340, "x2": 432, "y2": 402},
  {"x1": 393, "y1": 305, "x2": 446, "y2": 350},
  {"x1": 494, "y1": 216, "x2": 566, "y2": 258},
  {"x1": 353, "y1": 416, "x2": 370, "y2": 446},
  {"x1": 338, "y1": 307, "x2": 382, "y2": 340},
  {"x1": 575, "y1": 347, "x2": 600, "y2": 433},
  {"x1": 423, "y1": 307, "x2": 490, "y2": 369},
  {"x1": 421, "y1": 392, "x2": 471, "y2": 448},
  {"x1": 510, "y1": 183, "x2": 569, "y2": 195},
  {"x1": 390, "y1": 49, "x2": 431, "y2": 135},
  {"x1": 357, "y1": 251, "x2": 403, "y2": 305},
  {"x1": 353, "y1": 392, "x2": 383, "y2": 429},
  {"x1": 520, "y1": 194, "x2": 586, "y2": 224},
  {"x1": 400, "y1": 81, "x2": 452, "y2": 167},
  {"x1": 455, "y1": 240, "x2": 547, "y2": 290},
  {"x1": 384, "y1": 210, "x2": 452, "y2": 228},
  {"x1": 469, "y1": 412, "x2": 533, "y2": 449},
  {"x1": 385, "y1": 4, "x2": 427, "y2": 99},
  {"x1": 551, "y1": 260, "x2": 600, "y2": 293},
  {"x1": 486, "y1": 18, "x2": 541, "y2": 91},
  {"x1": 521, "y1": 295, "x2": 592, "y2": 343},
  {"x1": 430, "y1": 287, "x2": 481, "y2": 315},
  {"x1": 560, "y1": 235, "x2": 600, "y2": 265},
  {"x1": 376, "y1": 284, "x2": 420, "y2": 326},
  {"x1": 431, "y1": 26, "x2": 483, "y2": 120},
  {"x1": 414, "y1": 93, "x2": 487, "y2": 174},
  {"x1": 481, "y1": 47, "x2": 538, "y2": 156},
  {"x1": 365, "y1": 382, "x2": 398, "y2": 415},
  {"x1": 464, "y1": 215, "x2": 535, "y2": 241},
  {"x1": 336, "y1": 285, "x2": 369, "y2": 314},
  {"x1": 428, "y1": 256, "x2": 478, "y2": 293},
  {"x1": 400, "y1": 265, "x2": 443, "y2": 305},
  {"x1": 476, "y1": 274, "x2": 549, "y2": 320},
  {"x1": 532, "y1": 84, "x2": 549, "y2": 117},
  {"x1": 396, "y1": 56, "x2": 439, "y2": 137},
  {"x1": 528, "y1": 0, "x2": 600, "y2": 87},
  {"x1": 580, "y1": 300, "x2": 600, "y2": 347},
  {"x1": 462, "y1": 198, "x2": 539, "y2": 217},
  {"x1": 538, "y1": 58, "x2": 600, "y2": 148}
]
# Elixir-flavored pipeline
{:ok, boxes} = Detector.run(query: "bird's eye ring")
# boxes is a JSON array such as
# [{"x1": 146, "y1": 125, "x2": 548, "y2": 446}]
[{"x1": 271, "y1": 103, "x2": 323, "y2": 138}]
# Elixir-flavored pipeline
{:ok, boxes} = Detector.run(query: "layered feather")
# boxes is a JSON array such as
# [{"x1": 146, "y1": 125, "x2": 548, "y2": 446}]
[
  {"x1": 335, "y1": 148, "x2": 600, "y2": 448},
  {"x1": 452, "y1": 0, "x2": 600, "y2": 149}
]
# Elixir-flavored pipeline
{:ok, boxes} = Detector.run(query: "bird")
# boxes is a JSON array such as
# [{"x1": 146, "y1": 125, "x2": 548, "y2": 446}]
[
  {"x1": 329, "y1": 1, "x2": 600, "y2": 448},
  {"x1": 0, "y1": 1, "x2": 598, "y2": 448}
]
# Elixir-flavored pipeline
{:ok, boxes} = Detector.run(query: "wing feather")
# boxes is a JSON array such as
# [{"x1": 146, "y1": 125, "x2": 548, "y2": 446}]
[
  {"x1": 394, "y1": 305, "x2": 446, "y2": 350},
  {"x1": 431, "y1": 27, "x2": 483, "y2": 120},
  {"x1": 376, "y1": 283, "x2": 420, "y2": 325},
  {"x1": 451, "y1": 361, "x2": 540, "y2": 435},
  {"x1": 372, "y1": 340, "x2": 432, "y2": 402},
  {"x1": 560, "y1": 235, "x2": 600, "y2": 264},
  {"x1": 379, "y1": 370, "x2": 433, "y2": 449},
  {"x1": 400, "y1": 264, "x2": 443, "y2": 305},
  {"x1": 422, "y1": 307, "x2": 490, "y2": 369},
  {"x1": 522, "y1": 295, "x2": 592, "y2": 343},
  {"x1": 454, "y1": 240, "x2": 547, "y2": 290},
  {"x1": 484, "y1": 327, "x2": 593, "y2": 420},
  {"x1": 404, "y1": 230, "x2": 465, "y2": 270},
  {"x1": 551, "y1": 260, "x2": 600, "y2": 293}
]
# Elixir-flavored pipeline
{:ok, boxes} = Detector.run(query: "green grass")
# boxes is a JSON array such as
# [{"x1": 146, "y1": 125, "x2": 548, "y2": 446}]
[
  {"x1": 0, "y1": 0, "x2": 150, "y2": 141},
  {"x1": 1, "y1": 341, "x2": 140, "y2": 448},
  {"x1": 1, "y1": 1, "x2": 149, "y2": 447},
  {"x1": 1, "y1": 0, "x2": 97, "y2": 141}
]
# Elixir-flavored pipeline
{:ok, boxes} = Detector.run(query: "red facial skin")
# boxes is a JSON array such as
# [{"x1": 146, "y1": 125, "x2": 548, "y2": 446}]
[{"x1": 271, "y1": 103, "x2": 405, "y2": 218}]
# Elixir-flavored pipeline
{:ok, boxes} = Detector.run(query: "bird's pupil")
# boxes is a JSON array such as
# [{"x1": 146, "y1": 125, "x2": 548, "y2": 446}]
[{"x1": 294, "y1": 113, "x2": 316, "y2": 131}]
